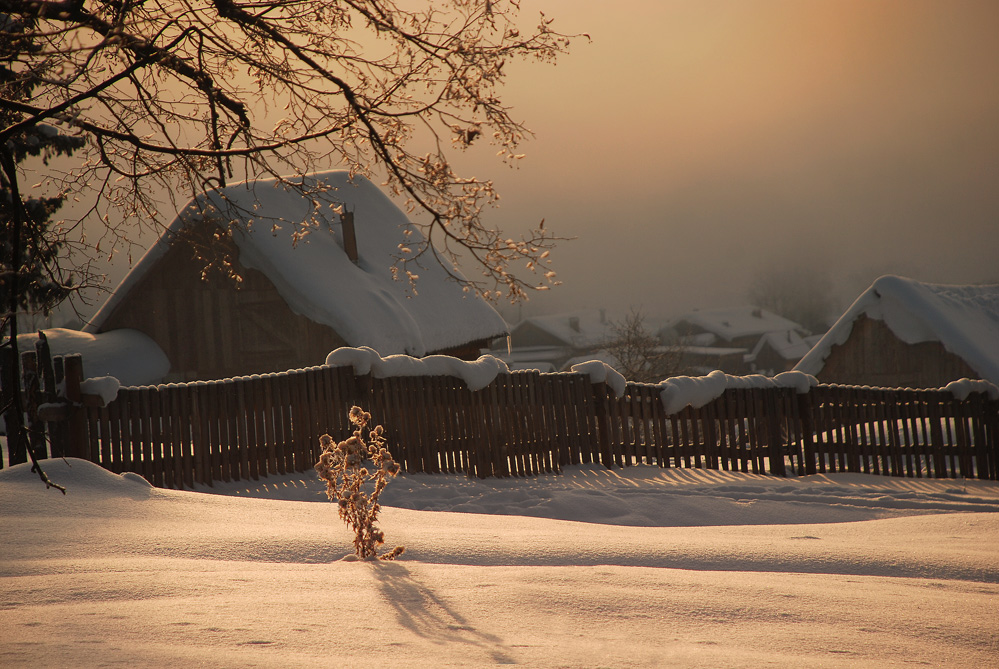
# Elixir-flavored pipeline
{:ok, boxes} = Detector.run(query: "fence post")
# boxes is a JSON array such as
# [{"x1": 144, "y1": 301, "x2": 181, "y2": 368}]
[
  {"x1": 63, "y1": 354, "x2": 88, "y2": 460},
  {"x1": 591, "y1": 381, "x2": 615, "y2": 469},
  {"x1": 765, "y1": 389, "x2": 787, "y2": 477},
  {"x1": 792, "y1": 391, "x2": 814, "y2": 474},
  {"x1": 981, "y1": 396, "x2": 999, "y2": 481},
  {"x1": 1, "y1": 346, "x2": 27, "y2": 466},
  {"x1": 20, "y1": 350, "x2": 46, "y2": 461}
]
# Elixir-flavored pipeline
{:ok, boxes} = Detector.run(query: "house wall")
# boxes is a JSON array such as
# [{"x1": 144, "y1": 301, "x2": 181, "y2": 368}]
[
  {"x1": 816, "y1": 315, "x2": 978, "y2": 388},
  {"x1": 750, "y1": 344, "x2": 798, "y2": 376},
  {"x1": 99, "y1": 242, "x2": 349, "y2": 381},
  {"x1": 510, "y1": 322, "x2": 571, "y2": 349},
  {"x1": 677, "y1": 350, "x2": 747, "y2": 376}
]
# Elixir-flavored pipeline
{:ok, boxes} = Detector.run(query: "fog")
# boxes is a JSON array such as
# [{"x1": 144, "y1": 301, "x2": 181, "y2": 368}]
[
  {"x1": 51, "y1": 0, "x2": 999, "y2": 329},
  {"x1": 461, "y1": 0, "x2": 999, "y2": 323}
]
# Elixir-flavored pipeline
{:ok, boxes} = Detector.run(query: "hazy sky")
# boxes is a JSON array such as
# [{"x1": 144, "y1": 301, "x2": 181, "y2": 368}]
[
  {"x1": 66, "y1": 0, "x2": 999, "y2": 327},
  {"x1": 455, "y1": 0, "x2": 999, "y2": 322}
]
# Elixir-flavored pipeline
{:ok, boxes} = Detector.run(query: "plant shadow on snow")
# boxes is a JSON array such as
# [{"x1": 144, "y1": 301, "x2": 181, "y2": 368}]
[{"x1": 371, "y1": 561, "x2": 516, "y2": 664}]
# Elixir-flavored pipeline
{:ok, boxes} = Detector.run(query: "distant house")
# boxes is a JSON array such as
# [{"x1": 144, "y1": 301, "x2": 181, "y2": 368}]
[
  {"x1": 661, "y1": 306, "x2": 810, "y2": 375},
  {"x1": 794, "y1": 275, "x2": 999, "y2": 388},
  {"x1": 501, "y1": 310, "x2": 616, "y2": 371},
  {"x1": 85, "y1": 171, "x2": 508, "y2": 381}
]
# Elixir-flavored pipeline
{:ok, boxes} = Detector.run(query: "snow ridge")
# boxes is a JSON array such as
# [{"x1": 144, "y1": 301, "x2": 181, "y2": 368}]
[
  {"x1": 325, "y1": 346, "x2": 510, "y2": 391},
  {"x1": 658, "y1": 369, "x2": 818, "y2": 414}
]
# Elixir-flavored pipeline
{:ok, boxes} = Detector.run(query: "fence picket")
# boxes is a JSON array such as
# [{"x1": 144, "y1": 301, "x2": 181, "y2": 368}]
[
  {"x1": 926, "y1": 395, "x2": 948, "y2": 478},
  {"x1": 157, "y1": 385, "x2": 173, "y2": 489},
  {"x1": 897, "y1": 390, "x2": 917, "y2": 477}
]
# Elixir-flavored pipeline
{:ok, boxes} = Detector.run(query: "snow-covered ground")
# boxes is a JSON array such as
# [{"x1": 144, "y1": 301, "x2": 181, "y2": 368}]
[{"x1": 3, "y1": 458, "x2": 998, "y2": 667}]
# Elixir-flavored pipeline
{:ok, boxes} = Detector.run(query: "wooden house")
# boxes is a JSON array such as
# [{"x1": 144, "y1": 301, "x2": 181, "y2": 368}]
[
  {"x1": 85, "y1": 172, "x2": 508, "y2": 381},
  {"x1": 794, "y1": 275, "x2": 999, "y2": 388}
]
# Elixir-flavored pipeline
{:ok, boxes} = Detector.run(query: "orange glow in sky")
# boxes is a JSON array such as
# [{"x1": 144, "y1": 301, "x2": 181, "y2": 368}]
[{"x1": 454, "y1": 0, "x2": 999, "y2": 318}]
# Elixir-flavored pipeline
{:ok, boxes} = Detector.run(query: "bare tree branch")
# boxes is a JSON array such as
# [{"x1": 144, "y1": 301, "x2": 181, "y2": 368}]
[{"x1": 1, "y1": 0, "x2": 580, "y2": 301}]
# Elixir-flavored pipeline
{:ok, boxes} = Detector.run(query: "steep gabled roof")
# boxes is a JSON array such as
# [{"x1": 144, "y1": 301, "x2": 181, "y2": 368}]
[
  {"x1": 672, "y1": 306, "x2": 807, "y2": 342},
  {"x1": 86, "y1": 171, "x2": 508, "y2": 357},
  {"x1": 795, "y1": 275, "x2": 999, "y2": 384}
]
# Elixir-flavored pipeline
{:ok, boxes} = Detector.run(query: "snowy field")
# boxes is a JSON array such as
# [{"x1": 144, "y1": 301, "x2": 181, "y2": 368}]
[{"x1": 3, "y1": 458, "x2": 998, "y2": 667}]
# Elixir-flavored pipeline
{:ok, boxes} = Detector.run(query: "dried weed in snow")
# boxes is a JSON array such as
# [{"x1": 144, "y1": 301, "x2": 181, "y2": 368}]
[{"x1": 315, "y1": 406, "x2": 405, "y2": 560}]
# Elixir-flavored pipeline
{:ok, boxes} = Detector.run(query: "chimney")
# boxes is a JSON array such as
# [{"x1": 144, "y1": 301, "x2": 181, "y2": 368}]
[{"x1": 341, "y1": 211, "x2": 359, "y2": 265}]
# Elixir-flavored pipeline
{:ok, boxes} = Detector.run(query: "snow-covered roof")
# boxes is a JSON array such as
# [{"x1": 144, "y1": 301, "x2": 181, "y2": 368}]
[
  {"x1": 748, "y1": 330, "x2": 812, "y2": 362},
  {"x1": 513, "y1": 310, "x2": 616, "y2": 349},
  {"x1": 795, "y1": 275, "x2": 999, "y2": 384},
  {"x1": 672, "y1": 306, "x2": 807, "y2": 341},
  {"x1": 16, "y1": 328, "x2": 169, "y2": 386},
  {"x1": 86, "y1": 171, "x2": 507, "y2": 357}
]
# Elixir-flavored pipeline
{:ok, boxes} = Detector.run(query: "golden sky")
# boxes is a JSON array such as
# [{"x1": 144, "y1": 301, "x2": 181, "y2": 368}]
[{"x1": 462, "y1": 0, "x2": 999, "y2": 318}]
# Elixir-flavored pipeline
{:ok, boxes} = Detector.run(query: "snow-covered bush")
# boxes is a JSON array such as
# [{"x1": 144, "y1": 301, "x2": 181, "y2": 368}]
[{"x1": 315, "y1": 407, "x2": 405, "y2": 561}]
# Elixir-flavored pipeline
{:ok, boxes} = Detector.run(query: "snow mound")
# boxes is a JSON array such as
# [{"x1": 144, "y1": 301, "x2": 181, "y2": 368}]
[
  {"x1": 0, "y1": 457, "x2": 150, "y2": 489},
  {"x1": 0, "y1": 459, "x2": 152, "y2": 516},
  {"x1": 569, "y1": 360, "x2": 627, "y2": 397},
  {"x1": 16, "y1": 328, "x2": 169, "y2": 387}
]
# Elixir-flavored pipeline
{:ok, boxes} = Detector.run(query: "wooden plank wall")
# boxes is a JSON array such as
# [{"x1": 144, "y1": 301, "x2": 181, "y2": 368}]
[{"x1": 23, "y1": 366, "x2": 999, "y2": 487}]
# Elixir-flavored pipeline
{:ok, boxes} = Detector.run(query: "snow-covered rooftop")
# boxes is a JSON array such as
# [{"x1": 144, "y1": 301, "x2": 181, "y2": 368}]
[
  {"x1": 672, "y1": 306, "x2": 807, "y2": 341},
  {"x1": 795, "y1": 275, "x2": 999, "y2": 384},
  {"x1": 87, "y1": 171, "x2": 508, "y2": 357}
]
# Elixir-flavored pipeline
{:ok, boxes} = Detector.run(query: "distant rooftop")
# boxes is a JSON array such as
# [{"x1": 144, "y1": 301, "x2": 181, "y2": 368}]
[
  {"x1": 795, "y1": 275, "x2": 999, "y2": 384},
  {"x1": 670, "y1": 306, "x2": 807, "y2": 341}
]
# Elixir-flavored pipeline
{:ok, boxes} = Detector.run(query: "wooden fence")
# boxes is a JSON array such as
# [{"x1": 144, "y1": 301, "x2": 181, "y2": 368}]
[{"x1": 3, "y1": 351, "x2": 998, "y2": 487}]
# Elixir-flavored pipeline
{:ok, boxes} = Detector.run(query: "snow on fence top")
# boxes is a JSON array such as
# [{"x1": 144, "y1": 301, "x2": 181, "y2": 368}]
[
  {"x1": 795, "y1": 275, "x2": 999, "y2": 385},
  {"x1": 86, "y1": 171, "x2": 508, "y2": 357},
  {"x1": 41, "y1": 347, "x2": 994, "y2": 413},
  {"x1": 325, "y1": 346, "x2": 510, "y2": 392},
  {"x1": 657, "y1": 370, "x2": 819, "y2": 414},
  {"x1": 569, "y1": 360, "x2": 627, "y2": 397},
  {"x1": 78, "y1": 377, "x2": 122, "y2": 405},
  {"x1": 943, "y1": 378, "x2": 999, "y2": 401}
]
